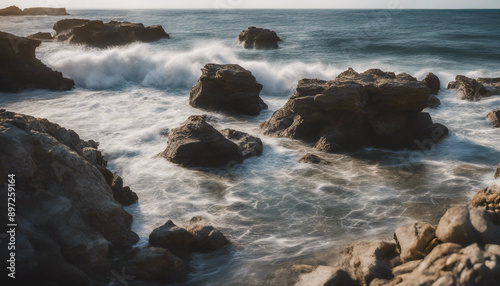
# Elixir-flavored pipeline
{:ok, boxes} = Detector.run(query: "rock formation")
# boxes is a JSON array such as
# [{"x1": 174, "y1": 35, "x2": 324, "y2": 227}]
[
  {"x1": 238, "y1": 26, "x2": 281, "y2": 49},
  {"x1": 189, "y1": 63, "x2": 267, "y2": 116},
  {"x1": 52, "y1": 19, "x2": 169, "y2": 48},
  {"x1": 161, "y1": 115, "x2": 263, "y2": 167},
  {"x1": 260, "y1": 68, "x2": 448, "y2": 153},
  {"x1": 0, "y1": 31, "x2": 74, "y2": 92},
  {"x1": 487, "y1": 109, "x2": 500, "y2": 128},
  {"x1": 27, "y1": 32, "x2": 53, "y2": 41},
  {"x1": 423, "y1": 72, "x2": 441, "y2": 95},
  {"x1": 448, "y1": 75, "x2": 500, "y2": 101},
  {"x1": 0, "y1": 6, "x2": 69, "y2": 16}
]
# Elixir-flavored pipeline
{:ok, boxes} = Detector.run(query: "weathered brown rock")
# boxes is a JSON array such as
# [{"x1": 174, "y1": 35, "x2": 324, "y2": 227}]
[
  {"x1": 27, "y1": 32, "x2": 53, "y2": 41},
  {"x1": 186, "y1": 216, "x2": 230, "y2": 253},
  {"x1": 261, "y1": 68, "x2": 448, "y2": 152},
  {"x1": 487, "y1": 109, "x2": 500, "y2": 128},
  {"x1": 448, "y1": 75, "x2": 499, "y2": 101},
  {"x1": 471, "y1": 184, "x2": 500, "y2": 214},
  {"x1": 189, "y1": 63, "x2": 267, "y2": 116},
  {"x1": 0, "y1": 31, "x2": 74, "y2": 92},
  {"x1": 129, "y1": 247, "x2": 189, "y2": 283},
  {"x1": 220, "y1": 129, "x2": 263, "y2": 159},
  {"x1": 148, "y1": 220, "x2": 192, "y2": 258},
  {"x1": 0, "y1": 5, "x2": 22, "y2": 16},
  {"x1": 436, "y1": 206, "x2": 478, "y2": 245},
  {"x1": 238, "y1": 26, "x2": 281, "y2": 49},
  {"x1": 53, "y1": 19, "x2": 169, "y2": 48},
  {"x1": 423, "y1": 72, "x2": 441, "y2": 95},
  {"x1": 394, "y1": 222, "x2": 437, "y2": 263},
  {"x1": 295, "y1": 266, "x2": 358, "y2": 286}
]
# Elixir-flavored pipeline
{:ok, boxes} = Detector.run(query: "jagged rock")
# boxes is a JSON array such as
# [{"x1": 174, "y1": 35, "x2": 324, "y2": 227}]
[
  {"x1": 436, "y1": 206, "x2": 478, "y2": 245},
  {"x1": 0, "y1": 110, "x2": 139, "y2": 284},
  {"x1": 52, "y1": 19, "x2": 169, "y2": 48},
  {"x1": 161, "y1": 116, "x2": 263, "y2": 167},
  {"x1": 0, "y1": 5, "x2": 22, "y2": 15},
  {"x1": 189, "y1": 63, "x2": 267, "y2": 116},
  {"x1": 470, "y1": 184, "x2": 500, "y2": 214},
  {"x1": 220, "y1": 129, "x2": 263, "y2": 159},
  {"x1": 447, "y1": 75, "x2": 500, "y2": 101},
  {"x1": 110, "y1": 175, "x2": 138, "y2": 206},
  {"x1": 0, "y1": 31, "x2": 74, "y2": 92},
  {"x1": 423, "y1": 72, "x2": 441, "y2": 95},
  {"x1": 148, "y1": 220, "x2": 192, "y2": 258},
  {"x1": 186, "y1": 216, "x2": 230, "y2": 253},
  {"x1": 261, "y1": 68, "x2": 448, "y2": 152},
  {"x1": 298, "y1": 153, "x2": 331, "y2": 165},
  {"x1": 129, "y1": 247, "x2": 189, "y2": 283},
  {"x1": 394, "y1": 222, "x2": 437, "y2": 263},
  {"x1": 487, "y1": 109, "x2": 500, "y2": 128},
  {"x1": 27, "y1": 32, "x2": 53, "y2": 41},
  {"x1": 238, "y1": 26, "x2": 281, "y2": 49}
]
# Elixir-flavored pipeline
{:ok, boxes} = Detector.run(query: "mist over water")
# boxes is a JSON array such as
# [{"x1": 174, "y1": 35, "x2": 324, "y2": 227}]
[{"x1": 1, "y1": 9, "x2": 499, "y2": 285}]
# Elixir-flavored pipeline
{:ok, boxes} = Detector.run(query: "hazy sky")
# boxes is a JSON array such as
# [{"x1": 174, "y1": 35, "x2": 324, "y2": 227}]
[{"x1": 1, "y1": 0, "x2": 499, "y2": 9}]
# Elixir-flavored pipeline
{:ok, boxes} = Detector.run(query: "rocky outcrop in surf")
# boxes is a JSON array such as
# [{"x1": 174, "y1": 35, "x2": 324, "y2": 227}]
[
  {"x1": 189, "y1": 63, "x2": 268, "y2": 116},
  {"x1": 52, "y1": 19, "x2": 169, "y2": 48},
  {"x1": 0, "y1": 6, "x2": 69, "y2": 16},
  {"x1": 27, "y1": 32, "x2": 53, "y2": 41},
  {"x1": 238, "y1": 26, "x2": 281, "y2": 49},
  {"x1": 487, "y1": 109, "x2": 500, "y2": 128},
  {"x1": 0, "y1": 31, "x2": 74, "y2": 92},
  {"x1": 423, "y1": 72, "x2": 441, "y2": 95},
  {"x1": 448, "y1": 75, "x2": 500, "y2": 101},
  {"x1": 260, "y1": 68, "x2": 448, "y2": 153},
  {"x1": 161, "y1": 115, "x2": 263, "y2": 168},
  {"x1": 277, "y1": 183, "x2": 500, "y2": 286}
]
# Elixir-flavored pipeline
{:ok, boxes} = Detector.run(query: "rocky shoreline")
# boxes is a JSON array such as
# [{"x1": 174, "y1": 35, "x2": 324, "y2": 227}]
[{"x1": 0, "y1": 6, "x2": 69, "y2": 16}]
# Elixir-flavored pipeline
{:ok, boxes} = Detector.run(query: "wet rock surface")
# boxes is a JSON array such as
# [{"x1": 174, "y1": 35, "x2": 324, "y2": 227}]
[
  {"x1": 487, "y1": 109, "x2": 500, "y2": 128},
  {"x1": 448, "y1": 75, "x2": 500, "y2": 101},
  {"x1": 238, "y1": 26, "x2": 281, "y2": 49}
]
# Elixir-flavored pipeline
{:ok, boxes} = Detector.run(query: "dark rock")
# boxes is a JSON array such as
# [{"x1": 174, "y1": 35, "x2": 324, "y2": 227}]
[
  {"x1": 0, "y1": 31, "x2": 74, "y2": 92},
  {"x1": 238, "y1": 26, "x2": 281, "y2": 49},
  {"x1": 160, "y1": 115, "x2": 243, "y2": 167},
  {"x1": 394, "y1": 222, "x2": 436, "y2": 263},
  {"x1": 487, "y1": 109, "x2": 500, "y2": 128},
  {"x1": 220, "y1": 129, "x2": 263, "y2": 159},
  {"x1": 53, "y1": 19, "x2": 169, "y2": 48},
  {"x1": 478, "y1": 77, "x2": 500, "y2": 95},
  {"x1": 447, "y1": 75, "x2": 495, "y2": 101},
  {"x1": 110, "y1": 175, "x2": 138, "y2": 206},
  {"x1": 423, "y1": 72, "x2": 441, "y2": 95},
  {"x1": 0, "y1": 110, "x2": 139, "y2": 284},
  {"x1": 261, "y1": 68, "x2": 448, "y2": 152},
  {"x1": 298, "y1": 153, "x2": 331, "y2": 165},
  {"x1": 149, "y1": 220, "x2": 192, "y2": 258},
  {"x1": 186, "y1": 216, "x2": 230, "y2": 253},
  {"x1": 0, "y1": 5, "x2": 22, "y2": 16},
  {"x1": 27, "y1": 32, "x2": 53, "y2": 41},
  {"x1": 189, "y1": 63, "x2": 267, "y2": 116},
  {"x1": 22, "y1": 7, "x2": 69, "y2": 16},
  {"x1": 129, "y1": 247, "x2": 189, "y2": 283},
  {"x1": 426, "y1": 95, "x2": 441, "y2": 108}
]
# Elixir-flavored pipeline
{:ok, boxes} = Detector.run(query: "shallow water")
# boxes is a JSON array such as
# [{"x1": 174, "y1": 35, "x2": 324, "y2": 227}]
[{"x1": 1, "y1": 9, "x2": 499, "y2": 285}]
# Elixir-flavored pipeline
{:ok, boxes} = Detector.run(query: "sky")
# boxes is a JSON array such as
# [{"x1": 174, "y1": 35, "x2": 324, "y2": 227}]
[{"x1": 1, "y1": 0, "x2": 499, "y2": 9}]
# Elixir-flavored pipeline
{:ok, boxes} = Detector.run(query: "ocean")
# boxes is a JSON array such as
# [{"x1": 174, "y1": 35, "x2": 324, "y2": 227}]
[{"x1": 1, "y1": 9, "x2": 499, "y2": 285}]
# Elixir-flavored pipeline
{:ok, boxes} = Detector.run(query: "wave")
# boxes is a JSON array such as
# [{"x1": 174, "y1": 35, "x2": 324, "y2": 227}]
[{"x1": 42, "y1": 42, "x2": 343, "y2": 93}]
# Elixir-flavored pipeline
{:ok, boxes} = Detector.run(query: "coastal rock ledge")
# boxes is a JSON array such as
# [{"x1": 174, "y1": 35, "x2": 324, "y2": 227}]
[
  {"x1": 238, "y1": 26, "x2": 281, "y2": 49},
  {"x1": 190, "y1": 63, "x2": 268, "y2": 116},
  {"x1": 260, "y1": 68, "x2": 448, "y2": 152},
  {"x1": 53, "y1": 19, "x2": 169, "y2": 48},
  {"x1": 0, "y1": 31, "x2": 74, "y2": 92},
  {"x1": 161, "y1": 115, "x2": 263, "y2": 167}
]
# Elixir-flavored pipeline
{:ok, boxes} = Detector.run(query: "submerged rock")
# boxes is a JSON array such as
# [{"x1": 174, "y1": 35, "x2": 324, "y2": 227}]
[
  {"x1": 448, "y1": 75, "x2": 500, "y2": 101},
  {"x1": 298, "y1": 153, "x2": 332, "y2": 165},
  {"x1": 261, "y1": 68, "x2": 448, "y2": 153},
  {"x1": 238, "y1": 26, "x2": 281, "y2": 49},
  {"x1": 161, "y1": 115, "x2": 263, "y2": 167},
  {"x1": 487, "y1": 109, "x2": 500, "y2": 128},
  {"x1": 186, "y1": 216, "x2": 230, "y2": 253},
  {"x1": 189, "y1": 63, "x2": 267, "y2": 116},
  {"x1": 0, "y1": 31, "x2": 74, "y2": 92},
  {"x1": 52, "y1": 19, "x2": 169, "y2": 48}
]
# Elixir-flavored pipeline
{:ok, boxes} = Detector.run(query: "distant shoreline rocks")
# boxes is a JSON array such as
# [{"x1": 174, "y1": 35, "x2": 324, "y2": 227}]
[
  {"x1": 238, "y1": 26, "x2": 281, "y2": 49},
  {"x1": 53, "y1": 19, "x2": 169, "y2": 48},
  {"x1": 0, "y1": 5, "x2": 69, "y2": 16},
  {"x1": 260, "y1": 68, "x2": 448, "y2": 153}
]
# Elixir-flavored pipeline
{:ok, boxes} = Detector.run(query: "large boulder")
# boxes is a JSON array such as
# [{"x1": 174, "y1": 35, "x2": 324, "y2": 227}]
[
  {"x1": 0, "y1": 31, "x2": 74, "y2": 92},
  {"x1": 0, "y1": 110, "x2": 139, "y2": 284},
  {"x1": 487, "y1": 109, "x2": 500, "y2": 128},
  {"x1": 53, "y1": 19, "x2": 169, "y2": 48},
  {"x1": 448, "y1": 75, "x2": 500, "y2": 101},
  {"x1": 423, "y1": 72, "x2": 441, "y2": 95},
  {"x1": 436, "y1": 206, "x2": 479, "y2": 245},
  {"x1": 238, "y1": 26, "x2": 281, "y2": 49},
  {"x1": 394, "y1": 222, "x2": 437, "y2": 263},
  {"x1": 189, "y1": 63, "x2": 267, "y2": 116},
  {"x1": 261, "y1": 68, "x2": 448, "y2": 152},
  {"x1": 129, "y1": 247, "x2": 189, "y2": 283},
  {"x1": 161, "y1": 115, "x2": 263, "y2": 167},
  {"x1": 148, "y1": 220, "x2": 193, "y2": 258},
  {"x1": 185, "y1": 216, "x2": 230, "y2": 253}
]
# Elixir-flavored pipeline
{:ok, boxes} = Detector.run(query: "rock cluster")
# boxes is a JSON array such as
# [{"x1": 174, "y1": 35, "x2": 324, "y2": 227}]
[
  {"x1": 53, "y1": 19, "x2": 169, "y2": 48},
  {"x1": 286, "y1": 183, "x2": 500, "y2": 286},
  {"x1": 260, "y1": 68, "x2": 448, "y2": 152},
  {"x1": 0, "y1": 110, "x2": 230, "y2": 285},
  {"x1": 0, "y1": 5, "x2": 69, "y2": 16},
  {"x1": 238, "y1": 26, "x2": 281, "y2": 49},
  {"x1": 448, "y1": 75, "x2": 500, "y2": 101},
  {"x1": 161, "y1": 115, "x2": 263, "y2": 168},
  {"x1": 190, "y1": 63, "x2": 268, "y2": 116},
  {"x1": 0, "y1": 31, "x2": 74, "y2": 92}
]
